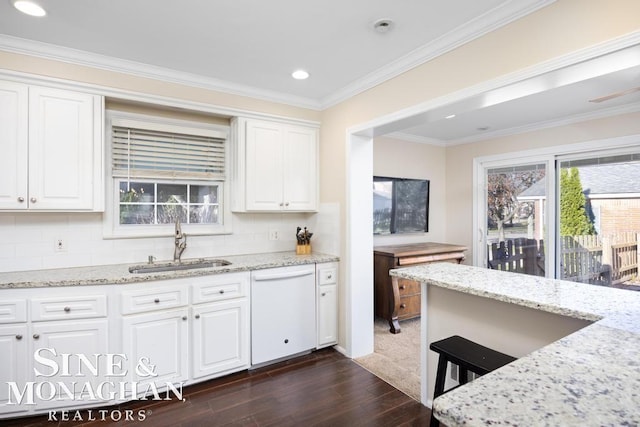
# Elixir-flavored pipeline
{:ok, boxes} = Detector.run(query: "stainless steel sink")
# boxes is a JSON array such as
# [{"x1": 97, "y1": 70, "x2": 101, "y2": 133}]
[{"x1": 129, "y1": 259, "x2": 231, "y2": 274}]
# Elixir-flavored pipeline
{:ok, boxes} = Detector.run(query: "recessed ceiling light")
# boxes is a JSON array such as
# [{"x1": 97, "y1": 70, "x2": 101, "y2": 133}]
[
  {"x1": 292, "y1": 70, "x2": 309, "y2": 80},
  {"x1": 12, "y1": 0, "x2": 46, "y2": 17},
  {"x1": 445, "y1": 114, "x2": 456, "y2": 119}
]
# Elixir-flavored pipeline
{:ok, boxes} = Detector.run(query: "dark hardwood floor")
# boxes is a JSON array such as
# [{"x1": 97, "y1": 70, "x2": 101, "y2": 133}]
[{"x1": 3, "y1": 348, "x2": 431, "y2": 426}]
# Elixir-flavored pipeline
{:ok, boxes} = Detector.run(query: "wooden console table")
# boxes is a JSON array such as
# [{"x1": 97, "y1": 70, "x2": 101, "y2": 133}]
[{"x1": 374, "y1": 242, "x2": 467, "y2": 333}]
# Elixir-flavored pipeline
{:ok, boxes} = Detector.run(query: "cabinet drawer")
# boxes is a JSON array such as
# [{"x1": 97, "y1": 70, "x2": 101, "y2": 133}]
[
  {"x1": 397, "y1": 279, "x2": 420, "y2": 296},
  {"x1": 31, "y1": 295, "x2": 107, "y2": 321},
  {"x1": 121, "y1": 286, "x2": 188, "y2": 315},
  {"x1": 318, "y1": 267, "x2": 337, "y2": 285},
  {"x1": 398, "y1": 295, "x2": 421, "y2": 320},
  {"x1": 0, "y1": 299, "x2": 27, "y2": 323},
  {"x1": 192, "y1": 272, "x2": 249, "y2": 304}
]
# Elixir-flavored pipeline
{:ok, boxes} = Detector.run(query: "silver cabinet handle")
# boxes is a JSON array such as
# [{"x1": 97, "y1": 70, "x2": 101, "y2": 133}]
[
  {"x1": 219, "y1": 289, "x2": 225, "y2": 294},
  {"x1": 285, "y1": 202, "x2": 290, "y2": 207},
  {"x1": 64, "y1": 306, "x2": 71, "y2": 312},
  {"x1": 182, "y1": 316, "x2": 187, "y2": 321},
  {"x1": 279, "y1": 202, "x2": 284, "y2": 206},
  {"x1": 33, "y1": 334, "x2": 40, "y2": 340},
  {"x1": 154, "y1": 298, "x2": 160, "y2": 303},
  {"x1": 17, "y1": 197, "x2": 25, "y2": 203},
  {"x1": 321, "y1": 292, "x2": 326, "y2": 296},
  {"x1": 195, "y1": 314, "x2": 200, "y2": 319},
  {"x1": 16, "y1": 334, "x2": 22, "y2": 340},
  {"x1": 30, "y1": 197, "x2": 37, "y2": 203}
]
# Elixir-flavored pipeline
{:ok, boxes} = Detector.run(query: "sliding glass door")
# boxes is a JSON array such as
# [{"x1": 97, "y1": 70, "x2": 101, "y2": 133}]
[
  {"x1": 557, "y1": 153, "x2": 640, "y2": 286},
  {"x1": 477, "y1": 159, "x2": 549, "y2": 276},
  {"x1": 477, "y1": 144, "x2": 640, "y2": 289}
]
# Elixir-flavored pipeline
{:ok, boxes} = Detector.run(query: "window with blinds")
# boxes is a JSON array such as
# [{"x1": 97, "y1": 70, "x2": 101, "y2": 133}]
[
  {"x1": 111, "y1": 123, "x2": 226, "y2": 180},
  {"x1": 106, "y1": 114, "x2": 230, "y2": 234}
]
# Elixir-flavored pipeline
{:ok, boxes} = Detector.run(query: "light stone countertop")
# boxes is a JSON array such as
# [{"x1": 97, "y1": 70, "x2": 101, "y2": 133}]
[
  {"x1": 0, "y1": 251, "x2": 339, "y2": 289},
  {"x1": 390, "y1": 262, "x2": 640, "y2": 427}
]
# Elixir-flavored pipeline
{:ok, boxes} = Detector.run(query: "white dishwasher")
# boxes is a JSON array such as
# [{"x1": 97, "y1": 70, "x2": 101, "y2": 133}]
[{"x1": 251, "y1": 264, "x2": 316, "y2": 366}]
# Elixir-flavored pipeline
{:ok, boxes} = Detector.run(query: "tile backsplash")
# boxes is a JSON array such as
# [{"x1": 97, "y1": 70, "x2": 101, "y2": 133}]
[{"x1": 0, "y1": 203, "x2": 340, "y2": 273}]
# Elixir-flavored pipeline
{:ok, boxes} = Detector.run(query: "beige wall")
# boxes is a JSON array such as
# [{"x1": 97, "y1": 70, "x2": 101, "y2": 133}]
[{"x1": 373, "y1": 137, "x2": 446, "y2": 245}]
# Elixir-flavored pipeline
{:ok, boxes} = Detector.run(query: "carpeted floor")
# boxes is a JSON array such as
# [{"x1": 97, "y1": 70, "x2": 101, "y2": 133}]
[{"x1": 354, "y1": 317, "x2": 421, "y2": 401}]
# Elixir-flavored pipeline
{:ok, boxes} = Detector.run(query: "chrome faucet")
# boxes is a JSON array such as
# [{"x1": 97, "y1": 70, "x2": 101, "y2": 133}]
[{"x1": 174, "y1": 219, "x2": 187, "y2": 262}]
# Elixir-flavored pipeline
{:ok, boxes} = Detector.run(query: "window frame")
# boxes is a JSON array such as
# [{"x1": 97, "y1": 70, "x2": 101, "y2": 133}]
[{"x1": 103, "y1": 110, "x2": 232, "y2": 239}]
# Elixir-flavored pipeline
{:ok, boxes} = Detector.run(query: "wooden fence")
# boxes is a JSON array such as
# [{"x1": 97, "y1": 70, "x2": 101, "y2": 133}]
[
  {"x1": 488, "y1": 238, "x2": 545, "y2": 276},
  {"x1": 488, "y1": 232, "x2": 640, "y2": 285}
]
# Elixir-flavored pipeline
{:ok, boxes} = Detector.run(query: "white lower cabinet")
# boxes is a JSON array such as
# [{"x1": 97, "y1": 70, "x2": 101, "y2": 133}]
[
  {"x1": 316, "y1": 263, "x2": 339, "y2": 348},
  {"x1": 191, "y1": 272, "x2": 250, "y2": 379},
  {"x1": 191, "y1": 299, "x2": 248, "y2": 379},
  {"x1": 0, "y1": 323, "x2": 29, "y2": 417},
  {"x1": 0, "y1": 289, "x2": 109, "y2": 418},
  {"x1": 32, "y1": 319, "x2": 109, "y2": 409},
  {"x1": 122, "y1": 308, "x2": 190, "y2": 394}
]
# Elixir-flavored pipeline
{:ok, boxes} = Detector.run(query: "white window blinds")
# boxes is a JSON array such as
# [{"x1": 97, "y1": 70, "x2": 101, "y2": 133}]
[{"x1": 111, "y1": 119, "x2": 227, "y2": 180}]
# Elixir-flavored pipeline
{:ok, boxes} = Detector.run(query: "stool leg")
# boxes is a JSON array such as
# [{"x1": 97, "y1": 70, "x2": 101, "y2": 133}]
[
  {"x1": 430, "y1": 355, "x2": 448, "y2": 427},
  {"x1": 459, "y1": 367, "x2": 469, "y2": 385}
]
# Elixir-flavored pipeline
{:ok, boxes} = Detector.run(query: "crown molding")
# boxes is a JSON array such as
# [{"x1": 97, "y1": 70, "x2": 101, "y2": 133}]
[
  {"x1": 0, "y1": 34, "x2": 323, "y2": 111},
  {"x1": 319, "y1": 0, "x2": 557, "y2": 109}
]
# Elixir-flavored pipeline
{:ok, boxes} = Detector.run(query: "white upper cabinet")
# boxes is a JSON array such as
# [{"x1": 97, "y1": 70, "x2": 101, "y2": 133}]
[
  {"x1": 231, "y1": 117, "x2": 318, "y2": 212},
  {"x1": 0, "y1": 80, "x2": 104, "y2": 211}
]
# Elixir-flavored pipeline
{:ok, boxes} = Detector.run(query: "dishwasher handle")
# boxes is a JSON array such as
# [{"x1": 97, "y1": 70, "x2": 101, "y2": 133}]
[{"x1": 252, "y1": 269, "x2": 314, "y2": 281}]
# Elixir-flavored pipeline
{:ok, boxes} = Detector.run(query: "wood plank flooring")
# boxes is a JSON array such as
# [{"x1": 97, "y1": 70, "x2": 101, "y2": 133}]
[{"x1": 3, "y1": 348, "x2": 431, "y2": 426}]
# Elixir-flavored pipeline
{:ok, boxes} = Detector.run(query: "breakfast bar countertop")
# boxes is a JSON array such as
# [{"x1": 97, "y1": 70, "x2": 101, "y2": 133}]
[
  {"x1": 390, "y1": 262, "x2": 640, "y2": 427},
  {"x1": 0, "y1": 251, "x2": 339, "y2": 289}
]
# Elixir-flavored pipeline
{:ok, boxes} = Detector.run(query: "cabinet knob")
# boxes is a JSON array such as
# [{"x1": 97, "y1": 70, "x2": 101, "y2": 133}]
[
  {"x1": 15, "y1": 334, "x2": 22, "y2": 340},
  {"x1": 400, "y1": 303, "x2": 406, "y2": 309},
  {"x1": 321, "y1": 292, "x2": 326, "y2": 297},
  {"x1": 195, "y1": 314, "x2": 200, "y2": 319},
  {"x1": 285, "y1": 202, "x2": 289, "y2": 207},
  {"x1": 64, "y1": 306, "x2": 71, "y2": 312},
  {"x1": 284, "y1": 339, "x2": 289, "y2": 344},
  {"x1": 327, "y1": 274, "x2": 332, "y2": 279},
  {"x1": 33, "y1": 334, "x2": 40, "y2": 340},
  {"x1": 219, "y1": 289, "x2": 225, "y2": 294},
  {"x1": 17, "y1": 197, "x2": 25, "y2": 203},
  {"x1": 154, "y1": 298, "x2": 160, "y2": 303},
  {"x1": 30, "y1": 197, "x2": 37, "y2": 203},
  {"x1": 279, "y1": 202, "x2": 284, "y2": 207},
  {"x1": 399, "y1": 285, "x2": 406, "y2": 290},
  {"x1": 182, "y1": 316, "x2": 188, "y2": 321}
]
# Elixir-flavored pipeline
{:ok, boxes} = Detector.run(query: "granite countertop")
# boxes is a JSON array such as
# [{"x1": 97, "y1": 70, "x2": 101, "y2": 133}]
[
  {"x1": 390, "y1": 263, "x2": 640, "y2": 426},
  {"x1": 0, "y1": 251, "x2": 339, "y2": 289}
]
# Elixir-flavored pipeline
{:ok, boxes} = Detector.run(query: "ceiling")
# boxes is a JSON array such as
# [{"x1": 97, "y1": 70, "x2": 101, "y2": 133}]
[{"x1": 1, "y1": 0, "x2": 639, "y2": 145}]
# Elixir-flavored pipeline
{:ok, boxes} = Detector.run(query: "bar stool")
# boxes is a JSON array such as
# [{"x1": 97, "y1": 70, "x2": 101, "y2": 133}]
[{"x1": 429, "y1": 335, "x2": 516, "y2": 427}]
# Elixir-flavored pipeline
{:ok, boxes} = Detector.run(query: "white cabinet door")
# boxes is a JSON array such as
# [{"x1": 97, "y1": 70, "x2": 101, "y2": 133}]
[
  {"x1": 0, "y1": 81, "x2": 28, "y2": 210},
  {"x1": 31, "y1": 319, "x2": 109, "y2": 409},
  {"x1": 233, "y1": 117, "x2": 318, "y2": 212},
  {"x1": 316, "y1": 263, "x2": 338, "y2": 348},
  {"x1": 191, "y1": 299, "x2": 249, "y2": 379},
  {"x1": 283, "y1": 125, "x2": 318, "y2": 211},
  {"x1": 317, "y1": 284, "x2": 338, "y2": 348},
  {"x1": 28, "y1": 86, "x2": 101, "y2": 210},
  {"x1": 0, "y1": 324, "x2": 29, "y2": 416},
  {"x1": 251, "y1": 265, "x2": 316, "y2": 365},
  {"x1": 245, "y1": 120, "x2": 284, "y2": 211},
  {"x1": 122, "y1": 308, "x2": 189, "y2": 396}
]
